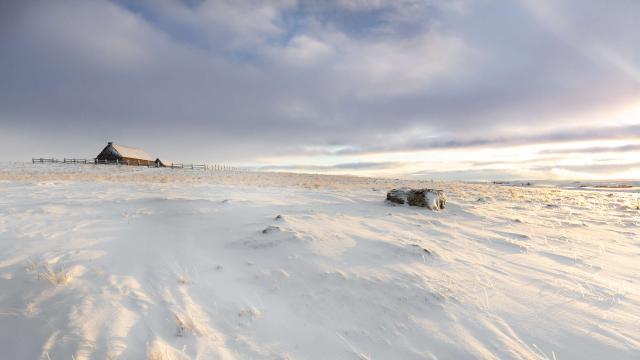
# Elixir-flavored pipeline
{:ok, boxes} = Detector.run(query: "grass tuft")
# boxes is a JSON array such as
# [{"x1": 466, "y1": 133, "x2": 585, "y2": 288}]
[
  {"x1": 174, "y1": 311, "x2": 206, "y2": 337},
  {"x1": 27, "y1": 260, "x2": 74, "y2": 286},
  {"x1": 42, "y1": 265, "x2": 72, "y2": 286},
  {"x1": 147, "y1": 339, "x2": 189, "y2": 360}
]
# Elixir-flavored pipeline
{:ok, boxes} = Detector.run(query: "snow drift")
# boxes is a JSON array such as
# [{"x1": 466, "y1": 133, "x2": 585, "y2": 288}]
[{"x1": 0, "y1": 163, "x2": 639, "y2": 359}]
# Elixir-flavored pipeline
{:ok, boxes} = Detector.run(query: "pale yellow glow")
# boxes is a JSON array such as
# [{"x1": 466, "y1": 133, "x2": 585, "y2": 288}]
[
  {"x1": 258, "y1": 138, "x2": 640, "y2": 180},
  {"x1": 257, "y1": 104, "x2": 640, "y2": 180},
  {"x1": 612, "y1": 101, "x2": 640, "y2": 125}
]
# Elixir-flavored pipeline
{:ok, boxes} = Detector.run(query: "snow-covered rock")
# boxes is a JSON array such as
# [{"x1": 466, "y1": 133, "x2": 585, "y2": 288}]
[
  {"x1": 386, "y1": 188, "x2": 446, "y2": 210},
  {"x1": 386, "y1": 188, "x2": 410, "y2": 204},
  {"x1": 408, "y1": 189, "x2": 446, "y2": 210}
]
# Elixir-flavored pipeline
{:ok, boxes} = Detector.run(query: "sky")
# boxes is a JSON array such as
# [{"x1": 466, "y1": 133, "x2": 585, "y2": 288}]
[{"x1": 1, "y1": 0, "x2": 639, "y2": 180}]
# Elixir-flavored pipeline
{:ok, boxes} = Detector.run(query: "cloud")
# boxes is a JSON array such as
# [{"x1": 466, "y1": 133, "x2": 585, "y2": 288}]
[
  {"x1": 521, "y1": 0, "x2": 640, "y2": 83},
  {"x1": 533, "y1": 162, "x2": 640, "y2": 175},
  {"x1": 337, "y1": 30, "x2": 473, "y2": 98},
  {"x1": 0, "y1": 0, "x2": 638, "y2": 179},
  {"x1": 274, "y1": 35, "x2": 334, "y2": 66},
  {"x1": 332, "y1": 124, "x2": 640, "y2": 155},
  {"x1": 409, "y1": 168, "x2": 526, "y2": 182},
  {"x1": 257, "y1": 161, "x2": 401, "y2": 171},
  {"x1": 539, "y1": 144, "x2": 640, "y2": 155}
]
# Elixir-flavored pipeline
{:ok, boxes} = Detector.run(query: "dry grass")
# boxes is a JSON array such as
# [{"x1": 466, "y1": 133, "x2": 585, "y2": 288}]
[
  {"x1": 42, "y1": 265, "x2": 73, "y2": 286},
  {"x1": 147, "y1": 339, "x2": 189, "y2": 360},
  {"x1": 174, "y1": 311, "x2": 206, "y2": 337},
  {"x1": 27, "y1": 260, "x2": 74, "y2": 286},
  {"x1": 172, "y1": 264, "x2": 195, "y2": 285}
]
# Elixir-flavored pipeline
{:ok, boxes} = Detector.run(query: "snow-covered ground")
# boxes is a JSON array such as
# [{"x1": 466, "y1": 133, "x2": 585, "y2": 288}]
[{"x1": 1, "y1": 163, "x2": 639, "y2": 359}]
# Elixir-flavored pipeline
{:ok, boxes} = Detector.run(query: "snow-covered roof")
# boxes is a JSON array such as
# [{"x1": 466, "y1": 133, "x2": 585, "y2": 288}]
[{"x1": 111, "y1": 144, "x2": 154, "y2": 161}]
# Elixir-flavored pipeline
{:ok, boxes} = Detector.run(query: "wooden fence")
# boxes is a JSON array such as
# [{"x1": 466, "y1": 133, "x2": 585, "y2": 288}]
[
  {"x1": 168, "y1": 164, "x2": 241, "y2": 171},
  {"x1": 32, "y1": 157, "x2": 246, "y2": 171},
  {"x1": 63, "y1": 158, "x2": 91, "y2": 164},
  {"x1": 33, "y1": 158, "x2": 94, "y2": 164},
  {"x1": 32, "y1": 158, "x2": 61, "y2": 163}
]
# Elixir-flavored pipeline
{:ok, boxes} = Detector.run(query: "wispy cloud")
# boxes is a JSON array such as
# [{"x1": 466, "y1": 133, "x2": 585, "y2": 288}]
[
  {"x1": 532, "y1": 162, "x2": 640, "y2": 175},
  {"x1": 539, "y1": 144, "x2": 640, "y2": 155},
  {"x1": 257, "y1": 161, "x2": 402, "y2": 171},
  {"x1": 332, "y1": 125, "x2": 640, "y2": 155}
]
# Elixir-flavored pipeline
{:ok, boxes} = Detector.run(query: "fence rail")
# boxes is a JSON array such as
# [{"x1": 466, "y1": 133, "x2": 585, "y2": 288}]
[
  {"x1": 32, "y1": 158, "x2": 95, "y2": 164},
  {"x1": 32, "y1": 157, "x2": 247, "y2": 172},
  {"x1": 169, "y1": 163, "x2": 242, "y2": 171},
  {"x1": 63, "y1": 158, "x2": 91, "y2": 164},
  {"x1": 32, "y1": 158, "x2": 62, "y2": 163}
]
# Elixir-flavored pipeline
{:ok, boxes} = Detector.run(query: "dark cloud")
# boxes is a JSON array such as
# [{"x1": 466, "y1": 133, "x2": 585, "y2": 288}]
[
  {"x1": 532, "y1": 162, "x2": 640, "y2": 175},
  {"x1": 539, "y1": 144, "x2": 640, "y2": 155},
  {"x1": 333, "y1": 124, "x2": 640, "y2": 155},
  {"x1": 408, "y1": 168, "x2": 527, "y2": 182},
  {"x1": 257, "y1": 161, "x2": 401, "y2": 171}
]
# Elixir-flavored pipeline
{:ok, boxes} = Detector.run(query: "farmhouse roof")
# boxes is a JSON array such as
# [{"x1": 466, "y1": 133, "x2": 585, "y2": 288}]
[{"x1": 111, "y1": 143, "x2": 154, "y2": 161}]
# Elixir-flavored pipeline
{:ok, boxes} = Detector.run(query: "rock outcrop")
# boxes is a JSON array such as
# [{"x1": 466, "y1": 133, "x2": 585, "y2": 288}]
[
  {"x1": 386, "y1": 188, "x2": 446, "y2": 210},
  {"x1": 386, "y1": 188, "x2": 410, "y2": 205}
]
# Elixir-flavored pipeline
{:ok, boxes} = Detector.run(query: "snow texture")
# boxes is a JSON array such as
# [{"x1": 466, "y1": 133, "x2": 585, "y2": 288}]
[{"x1": 0, "y1": 163, "x2": 639, "y2": 359}]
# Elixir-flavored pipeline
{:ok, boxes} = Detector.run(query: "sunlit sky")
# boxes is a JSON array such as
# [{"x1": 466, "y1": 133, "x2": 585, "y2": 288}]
[{"x1": 1, "y1": 0, "x2": 639, "y2": 180}]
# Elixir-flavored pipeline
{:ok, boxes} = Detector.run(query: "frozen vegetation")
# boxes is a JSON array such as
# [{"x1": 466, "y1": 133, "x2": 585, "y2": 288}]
[{"x1": 0, "y1": 163, "x2": 639, "y2": 359}]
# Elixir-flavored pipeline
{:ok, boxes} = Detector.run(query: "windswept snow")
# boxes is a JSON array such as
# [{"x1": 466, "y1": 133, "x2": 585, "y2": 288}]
[{"x1": 0, "y1": 163, "x2": 639, "y2": 359}]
